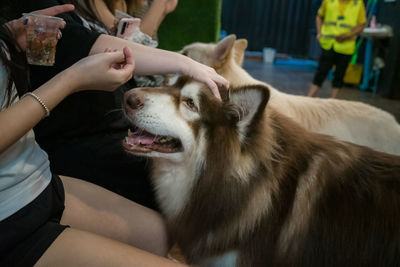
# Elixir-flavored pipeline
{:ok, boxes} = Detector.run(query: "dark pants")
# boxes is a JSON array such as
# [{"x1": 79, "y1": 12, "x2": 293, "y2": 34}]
[{"x1": 313, "y1": 48, "x2": 352, "y2": 88}]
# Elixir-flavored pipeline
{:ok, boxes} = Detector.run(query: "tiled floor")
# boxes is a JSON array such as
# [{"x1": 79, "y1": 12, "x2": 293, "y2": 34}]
[{"x1": 244, "y1": 58, "x2": 400, "y2": 123}]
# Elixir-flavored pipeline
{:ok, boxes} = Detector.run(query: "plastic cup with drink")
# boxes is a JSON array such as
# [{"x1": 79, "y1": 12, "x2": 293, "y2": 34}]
[{"x1": 23, "y1": 13, "x2": 64, "y2": 66}]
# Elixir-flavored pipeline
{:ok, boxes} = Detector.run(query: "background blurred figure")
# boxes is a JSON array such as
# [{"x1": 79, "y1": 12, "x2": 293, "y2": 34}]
[
  {"x1": 95, "y1": 0, "x2": 178, "y2": 39},
  {"x1": 308, "y1": 0, "x2": 366, "y2": 98},
  {"x1": 126, "y1": 0, "x2": 178, "y2": 39}
]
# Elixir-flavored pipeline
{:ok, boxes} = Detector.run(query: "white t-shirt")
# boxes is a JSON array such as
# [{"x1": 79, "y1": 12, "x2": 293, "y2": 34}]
[{"x1": 0, "y1": 62, "x2": 52, "y2": 221}]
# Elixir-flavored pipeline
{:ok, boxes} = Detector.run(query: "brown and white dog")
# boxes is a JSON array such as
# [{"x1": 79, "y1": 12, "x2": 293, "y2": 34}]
[
  {"x1": 123, "y1": 82, "x2": 400, "y2": 267},
  {"x1": 177, "y1": 35, "x2": 400, "y2": 155}
]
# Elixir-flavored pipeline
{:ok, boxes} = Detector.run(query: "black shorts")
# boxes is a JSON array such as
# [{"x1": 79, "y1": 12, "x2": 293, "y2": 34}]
[
  {"x1": 0, "y1": 174, "x2": 68, "y2": 267},
  {"x1": 312, "y1": 48, "x2": 352, "y2": 88}
]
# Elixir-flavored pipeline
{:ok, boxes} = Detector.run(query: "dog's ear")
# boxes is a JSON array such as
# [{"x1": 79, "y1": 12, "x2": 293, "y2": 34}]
[
  {"x1": 225, "y1": 85, "x2": 270, "y2": 137},
  {"x1": 233, "y1": 39, "x2": 248, "y2": 66},
  {"x1": 214, "y1": 34, "x2": 237, "y2": 67}
]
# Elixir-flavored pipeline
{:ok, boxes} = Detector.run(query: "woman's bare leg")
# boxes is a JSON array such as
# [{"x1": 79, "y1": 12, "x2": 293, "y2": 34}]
[
  {"x1": 307, "y1": 84, "x2": 320, "y2": 97},
  {"x1": 59, "y1": 176, "x2": 169, "y2": 256},
  {"x1": 331, "y1": 87, "x2": 340, "y2": 98},
  {"x1": 35, "y1": 228, "x2": 186, "y2": 267}
]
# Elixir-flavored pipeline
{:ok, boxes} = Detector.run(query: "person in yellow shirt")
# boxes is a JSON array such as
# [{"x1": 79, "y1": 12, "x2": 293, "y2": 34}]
[{"x1": 308, "y1": 0, "x2": 366, "y2": 98}]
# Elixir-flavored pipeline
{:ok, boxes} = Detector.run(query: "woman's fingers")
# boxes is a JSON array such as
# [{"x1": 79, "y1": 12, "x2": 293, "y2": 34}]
[
  {"x1": 213, "y1": 73, "x2": 229, "y2": 89},
  {"x1": 104, "y1": 51, "x2": 126, "y2": 65},
  {"x1": 32, "y1": 4, "x2": 75, "y2": 17},
  {"x1": 103, "y1": 48, "x2": 135, "y2": 80},
  {"x1": 103, "y1": 47, "x2": 133, "y2": 72},
  {"x1": 205, "y1": 79, "x2": 222, "y2": 100},
  {"x1": 210, "y1": 73, "x2": 229, "y2": 89},
  {"x1": 201, "y1": 67, "x2": 228, "y2": 100},
  {"x1": 117, "y1": 47, "x2": 135, "y2": 78},
  {"x1": 122, "y1": 47, "x2": 135, "y2": 71},
  {"x1": 22, "y1": 4, "x2": 73, "y2": 34}
]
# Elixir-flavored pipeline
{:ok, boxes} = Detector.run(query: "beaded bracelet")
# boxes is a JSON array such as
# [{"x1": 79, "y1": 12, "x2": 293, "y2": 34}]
[{"x1": 22, "y1": 92, "x2": 50, "y2": 118}]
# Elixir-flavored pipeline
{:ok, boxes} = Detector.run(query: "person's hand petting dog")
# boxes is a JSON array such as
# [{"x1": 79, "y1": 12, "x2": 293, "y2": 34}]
[
  {"x1": 180, "y1": 56, "x2": 229, "y2": 100},
  {"x1": 5, "y1": 4, "x2": 75, "y2": 51}
]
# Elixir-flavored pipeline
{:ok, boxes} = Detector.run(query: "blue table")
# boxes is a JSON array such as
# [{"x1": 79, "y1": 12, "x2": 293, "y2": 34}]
[{"x1": 360, "y1": 26, "x2": 393, "y2": 93}]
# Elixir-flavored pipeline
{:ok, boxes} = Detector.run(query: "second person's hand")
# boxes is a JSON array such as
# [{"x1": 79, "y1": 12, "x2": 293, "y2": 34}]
[{"x1": 6, "y1": 4, "x2": 75, "y2": 51}]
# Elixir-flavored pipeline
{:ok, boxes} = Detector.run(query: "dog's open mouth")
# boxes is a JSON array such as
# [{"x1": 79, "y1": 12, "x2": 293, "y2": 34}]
[{"x1": 123, "y1": 128, "x2": 183, "y2": 154}]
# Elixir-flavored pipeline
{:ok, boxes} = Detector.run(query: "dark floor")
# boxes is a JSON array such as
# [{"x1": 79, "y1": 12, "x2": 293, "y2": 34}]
[{"x1": 244, "y1": 58, "x2": 400, "y2": 123}]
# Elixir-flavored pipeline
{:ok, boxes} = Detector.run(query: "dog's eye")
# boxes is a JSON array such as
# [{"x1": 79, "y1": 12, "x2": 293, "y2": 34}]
[{"x1": 182, "y1": 97, "x2": 198, "y2": 112}]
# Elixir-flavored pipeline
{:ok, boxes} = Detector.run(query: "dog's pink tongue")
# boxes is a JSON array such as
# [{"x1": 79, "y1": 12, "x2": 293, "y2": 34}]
[{"x1": 127, "y1": 132, "x2": 155, "y2": 145}]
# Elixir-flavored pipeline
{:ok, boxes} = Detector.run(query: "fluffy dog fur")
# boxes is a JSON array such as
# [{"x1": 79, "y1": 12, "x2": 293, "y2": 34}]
[
  {"x1": 178, "y1": 35, "x2": 400, "y2": 155},
  {"x1": 123, "y1": 82, "x2": 400, "y2": 267}
]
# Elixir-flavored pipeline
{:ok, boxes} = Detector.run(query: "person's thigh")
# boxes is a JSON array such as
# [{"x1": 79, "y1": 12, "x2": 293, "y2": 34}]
[
  {"x1": 35, "y1": 228, "x2": 185, "y2": 267},
  {"x1": 59, "y1": 176, "x2": 169, "y2": 256}
]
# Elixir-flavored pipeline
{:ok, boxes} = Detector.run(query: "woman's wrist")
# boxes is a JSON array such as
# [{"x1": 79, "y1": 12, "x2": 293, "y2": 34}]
[
  {"x1": 56, "y1": 68, "x2": 81, "y2": 95},
  {"x1": 176, "y1": 53, "x2": 191, "y2": 76}
]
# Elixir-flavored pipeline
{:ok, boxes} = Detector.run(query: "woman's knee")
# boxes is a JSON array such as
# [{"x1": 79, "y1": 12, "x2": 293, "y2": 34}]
[{"x1": 131, "y1": 209, "x2": 170, "y2": 256}]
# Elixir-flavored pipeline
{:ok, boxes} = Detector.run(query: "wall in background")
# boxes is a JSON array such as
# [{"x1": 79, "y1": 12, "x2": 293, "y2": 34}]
[
  {"x1": 158, "y1": 0, "x2": 222, "y2": 51},
  {"x1": 221, "y1": 0, "x2": 322, "y2": 58}
]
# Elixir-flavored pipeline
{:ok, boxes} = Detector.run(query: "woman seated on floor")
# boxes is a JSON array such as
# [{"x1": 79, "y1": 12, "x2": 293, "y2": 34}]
[{"x1": 0, "y1": 5, "x2": 186, "y2": 266}]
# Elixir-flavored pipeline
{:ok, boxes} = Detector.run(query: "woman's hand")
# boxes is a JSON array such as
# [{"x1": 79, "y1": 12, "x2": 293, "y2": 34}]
[
  {"x1": 6, "y1": 4, "x2": 75, "y2": 51},
  {"x1": 163, "y1": 0, "x2": 179, "y2": 15},
  {"x1": 180, "y1": 57, "x2": 229, "y2": 100},
  {"x1": 316, "y1": 32, "x2": 322, "y2": 41},
  {"x1": 335, "y1": 33, "x2": 353, "y2": 43},
  {"x1": 67, "y1": 47, "x2": 135, "y2": 93}
]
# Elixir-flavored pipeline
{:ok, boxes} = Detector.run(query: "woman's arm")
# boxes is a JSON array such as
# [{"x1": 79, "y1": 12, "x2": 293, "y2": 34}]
[
  {"x1": 0, "y1": 48, "x2": 135, "y2": 154},
  {"x1": 140, "y1": 0, "x2": 178, "y2": 39},
  {"x1": 0, "y1": 70, "x2": 74, "y2": 154},
  {"x1": 94, "y1": 0, "x2": 117, "y2": 29},
  {"x1": 336, "y1": 23, "x2": 366, "y2": 43},
  {"x1": 90, "y1": 34, "x2": 228, "y2": 98},
  {"x1": 316, "y1": 15, "x2": 323, "y2": 41}
]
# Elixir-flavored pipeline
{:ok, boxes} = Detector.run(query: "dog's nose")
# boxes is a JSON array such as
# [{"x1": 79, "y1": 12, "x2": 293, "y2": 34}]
[{"x1": 124, "y1": 90, "x2": 144, "y2": 112}]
